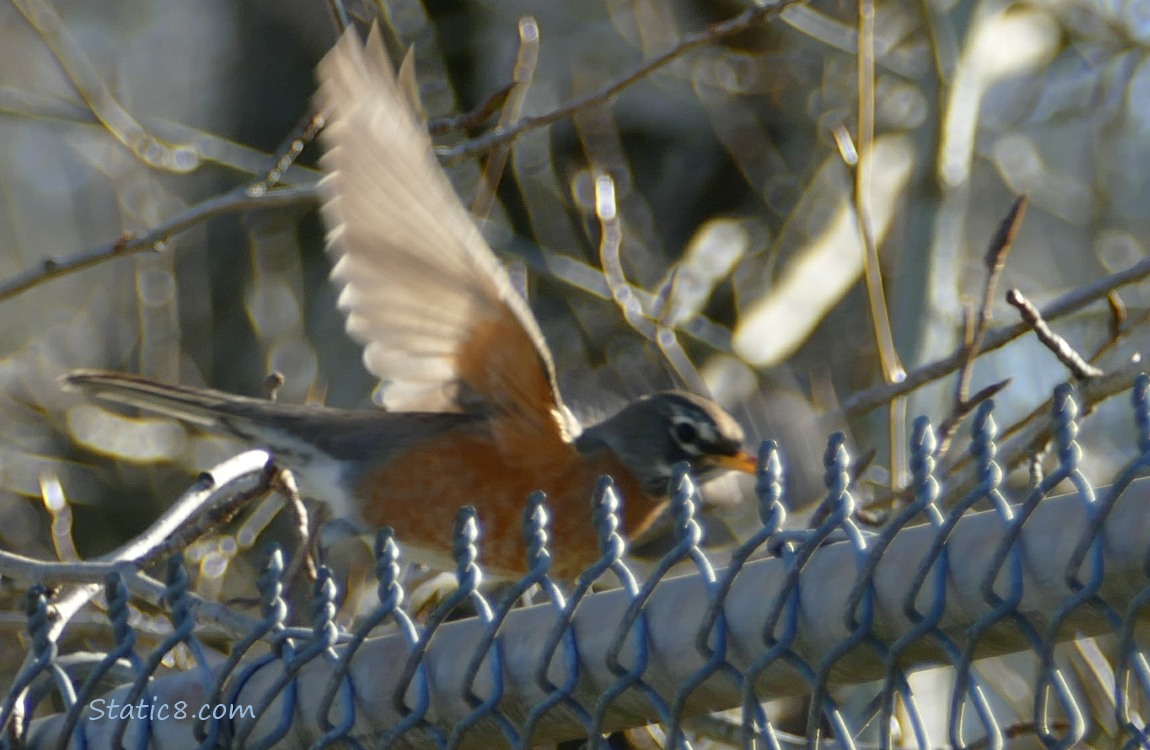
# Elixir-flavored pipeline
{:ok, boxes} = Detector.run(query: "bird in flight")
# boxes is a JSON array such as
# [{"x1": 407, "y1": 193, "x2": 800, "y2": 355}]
[{"x1": 67, "y1": 25, "x2": 756, "y2": 578}]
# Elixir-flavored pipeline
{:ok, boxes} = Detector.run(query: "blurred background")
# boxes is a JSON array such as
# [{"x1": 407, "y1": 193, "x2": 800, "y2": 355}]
[{"x1": 0, "y1": 0, "x2": 1148, "y2": 738}]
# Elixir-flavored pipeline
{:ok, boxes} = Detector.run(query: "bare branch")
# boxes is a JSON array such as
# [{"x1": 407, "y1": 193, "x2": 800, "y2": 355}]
[
  {"x1": 841, "y1": 253, "x2": 1150, "y2": 417},
  {"x1": 1006, "y1": 288, "x2": 1103, "y2": 380},
  {"x1": 0, "y1": 184, "x2": 319, "y2": 304},
  {"x1": 250, "y1": 109, "x2": 328, "y2": 194},
  {"x1": 0, "y1": 450, "x2": 279, "y2": 720},
  {"x1": 438, "y1": 0, "x2": 808, "y2": 162},
  {"x1": 0, "y1": 450, "x2": 275, "y2": 587},
  {"x1": 937, "y1": 358, "x2": 1143, "y2": 506},
  {"x1": 1106, "y1": 290, "x2": 1126, "y2": 340},
  {"x1": 427, "y1": 84, "x2": 514, "y2": 135},
  {"x1": 937, "y1": 196, "x2": 1028, "y2": 456},
  {"x1": 12, "y1": 0, "x2": 199, "y2": 173},
  {"x1": 471, "y1": 16, "x2": 541, "y2": 222},
  {"x1": 934, "y1": 377, "x2": 1012, "y2": 457},
  {"x1": 956, "y1": 195, "x2": 1028, "y2": 401}
]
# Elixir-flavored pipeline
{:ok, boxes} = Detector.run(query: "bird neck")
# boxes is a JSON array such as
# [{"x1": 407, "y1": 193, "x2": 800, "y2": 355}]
[
  {"x1": 574, "y1": 421, "x2": 671, "y2": 497},
  {"x1": 572, "y1": 429, "x2": 667, "y2": 538}
]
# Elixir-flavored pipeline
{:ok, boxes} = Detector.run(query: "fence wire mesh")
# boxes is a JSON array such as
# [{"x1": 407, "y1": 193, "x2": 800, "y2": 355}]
[{"x1": 3, "y1": 377, "x2": 1150, "y2": 749}]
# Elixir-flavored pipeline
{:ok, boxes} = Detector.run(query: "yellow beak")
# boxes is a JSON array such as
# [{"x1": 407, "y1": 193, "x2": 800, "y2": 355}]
[{"x1": 708, "y1": 449, "x2": 758, "y2": 474}]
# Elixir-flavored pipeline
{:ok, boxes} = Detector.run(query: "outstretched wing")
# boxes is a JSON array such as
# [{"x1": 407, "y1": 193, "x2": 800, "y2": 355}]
[{"x1": 316, "y1": 26, "x2": 575, "y2": 443}]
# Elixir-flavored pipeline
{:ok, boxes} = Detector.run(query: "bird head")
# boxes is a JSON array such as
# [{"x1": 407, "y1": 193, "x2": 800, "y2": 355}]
[{"x1": 575, "y1": 391, "x2": 757, "y2": 496}]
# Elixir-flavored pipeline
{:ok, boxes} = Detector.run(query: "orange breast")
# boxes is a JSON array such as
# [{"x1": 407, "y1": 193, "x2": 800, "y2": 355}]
[{"x1": 355, "y1": 423, "x2": 658, "y2": 578}]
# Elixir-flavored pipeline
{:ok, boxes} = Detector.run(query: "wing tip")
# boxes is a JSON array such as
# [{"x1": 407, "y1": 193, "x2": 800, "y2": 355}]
[{"x1": 62, "y1": 368, "x2": 128, "y2": 392}]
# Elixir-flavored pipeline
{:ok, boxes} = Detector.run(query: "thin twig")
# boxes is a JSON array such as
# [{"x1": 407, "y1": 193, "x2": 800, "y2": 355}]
[
  {"x1": 594, "y1": 174, "x2": 709, "y2": 393},
  {"x1": 471, "y1": 16, "x2": 541, "y2": 222},
  {"x1": 40, "y1": 473, "x2": 79, "y2": 565},
  {"x1": 841, "y1": 254, "x2": 1150, "y2": 417},
  {"x1": 12, "y1": 0, "x2": 198, "y2": 173},
  {"x1": 937, "y1": 196, "x2": 1027, "y2": 455},
  {"x1": 0, "y1": 86, "x2": 322, "y2": 183},
  {"x1": 427, "y1": 84, "x2": 514, "y2": 135},
  {"x1": 1090, "y1": 295, "x2": 1148, "y2": 366},
  {"x1": 1106, "y1": 291, "x2": 1126, "y2": 341},
  {"x1": 851, "y1": 0, "x2": 906, "y2": 488},
  {"x1": 965, "y1": 719, "x2": 1071, "y2": 750},
  {"x1": 438, "y1": 0, "x2": 808, "y2": 162},
  {"x1": 0, "y1": 451, "x2": 274, "y2": 587},
  {"x1": 596, "y1": 174, "x2": 656, "y2": 342},
  {"x1": 0, "y1": 173, "x2": 740, "y2": 359},
  {"x1": 934, "y1": 377, "x2": 1012, "y2": 457},
  {"x1": 250, "y1": 108, "x2": 328, "y2": 195},
  {"x1": 937, "y1": 358, "x2": 1143, "y2": 506},
  {"x1": 0, "y1": 451, "x2": 277, "y2": 719},
  {"x1": 0, "y1": 549, "x2": 124, "y2": 585},
  {"x1": 853, "y1": 0, "x2": 899, "y2": 382},
  {"x1": 1006, "y1": 288, "x2": 1103, "y2": 380},
  {"x1": 262, "y1": 371, "x2": 286, "y2": 401},
  {"x1": 955, "y1": 195, "x2": 1028, "y2": 402},
  {"x1": 868, "y1": 358, "x2": 1143, "y2": 515},
  {"x1": 0, "y1": 184, "x2": 318, "y2": 304},
  {"x1": 139, "y1": 462, "x2": 281, "y2": 568}
]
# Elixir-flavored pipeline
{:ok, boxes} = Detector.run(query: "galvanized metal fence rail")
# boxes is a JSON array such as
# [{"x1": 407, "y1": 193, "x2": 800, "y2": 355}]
[{"x1": 5, "y1": 378, "x2": 1150, "y2": 748}]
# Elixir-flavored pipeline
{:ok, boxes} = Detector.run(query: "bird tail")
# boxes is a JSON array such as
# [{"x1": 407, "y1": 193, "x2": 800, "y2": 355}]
[{"x1": 63, "y1": 369, "x2": 284, "y2": 440}]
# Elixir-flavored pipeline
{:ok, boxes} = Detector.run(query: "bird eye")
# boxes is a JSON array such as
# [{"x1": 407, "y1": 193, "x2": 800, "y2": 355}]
[{"x1": 674, "y1": 421, "x2": 699, "y2": 444}]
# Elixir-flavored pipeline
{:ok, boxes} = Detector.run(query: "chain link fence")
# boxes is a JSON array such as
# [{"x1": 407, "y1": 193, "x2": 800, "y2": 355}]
[
  {"x1": 2, "y1": 378, "x2": 1149, "y2": 748},
  {"x1": 2, "y1": 2, "x2": 1150, "y2": 746}
]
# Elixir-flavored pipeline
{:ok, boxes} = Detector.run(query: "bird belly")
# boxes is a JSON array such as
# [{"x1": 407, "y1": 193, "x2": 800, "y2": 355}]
[
  {"x1": 288, "y1": 452, "x2": 364, "y2": 525},
  {"x1": 352, "y1": 429, "x2": 655, "y2": 578}
]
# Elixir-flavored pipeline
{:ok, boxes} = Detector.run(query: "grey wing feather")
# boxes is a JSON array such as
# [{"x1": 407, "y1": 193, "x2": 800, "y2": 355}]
[
  {"x1": 316, "y1": 25, "x2": 568, "y2": 429},
  {"x1": 63, "y1": 369, "x2": 474, "y2": 464}
]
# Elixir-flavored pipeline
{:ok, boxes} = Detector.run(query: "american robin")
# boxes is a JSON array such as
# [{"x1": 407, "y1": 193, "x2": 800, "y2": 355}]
[{"x1": 65, "y1": 26, "x2": 756, "y2": 579}]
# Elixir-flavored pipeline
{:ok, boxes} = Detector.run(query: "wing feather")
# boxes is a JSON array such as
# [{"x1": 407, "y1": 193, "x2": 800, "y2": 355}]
[{"x1": 316, "y1": 25, "x2": 574, "y2": 443}]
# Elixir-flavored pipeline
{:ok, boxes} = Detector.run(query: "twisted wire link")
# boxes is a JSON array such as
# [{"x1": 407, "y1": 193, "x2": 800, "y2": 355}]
[
  {"x1": 740, "y1": 433, "x2": 859, "y2": 750},
  {"x1": 0, "y1": 586, "x2": 73, "y2": 745},
  {"x1": 518, "y1": 477, "x2": 622, "y2": 744},
  {"x1": 1030, "y1": 384, "x2": 1119, "y2": 748},
  {"x1": 193, "y1": 544, "x2": 289, "y2": 749},
  {"x1": 1026, "y1": 387, "x2": 1090, "y2": 746},
  {"x1": 201, "y1": 545, "x2": 301, "y2": 749},
  {"x1": 380, "y1": 506, "x2": 490, "y2": 749},
  {"x1": 877, "y1": 417, "x2": 945, "y2": 750},
  {"x1": 1116, "y1": 374, "x2": 1150, "y2": 749},
  {"x1": 930, "y1": 401, "x2": 1004, "y2": 746},
  {"x1": 672, "y1": 445, "x2": 789, "y2": 748},
  {"x1": 58, "y1": 572, "x2": 143, "y2": 750},
  {"x1": 514, "y1": 490, "x2": 585, "y2": 744},
  {"x1": 485, "y1": 485, "x2": 584, "y2": 745},
  {"x1": 232, "y1": 565, "x2": 341, "y2": 750},
  {"x1": 956, "y1": 388, "x2": 1088, "y2": 747},
  {"x1": 587, "y1": 475, "x2": 668, "y2": 747},
  {"x1": 110, "y1": 554, "x2": 213, "y2": 750},
  {"x1": 1119, "y1": 555, "x2": 1150, "y2": 750},
  {"x1": 687, "y1": 441, "x2": 789, "y2": 748},
  {"x1": 949, "y1": 398, "x2": 1038, "y2": 750},
  {"x1": 591, "y1": 465, "x2": 718, "y2": 749},
  {"x1": 312, "y1": 528, "x2": 418, "y2": 750},
  {"x1": 804, "y1": 435, "x2": 863, "y2": 748},
  {"x1": 660, "y1": 465, "x2": 721, "y2": 747},
  {"x1": 838, "y1": 417, "x2": 938, "y2": 750},
  {"x1": 693, "y1": 440, "x2": 788, "y2": 728},
  {"x1": 448, "y1": 504, "x2": 529, "y2": 748},
  {"x1": 215, "y1": 547, "x2": 312, "y2": 748}
]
